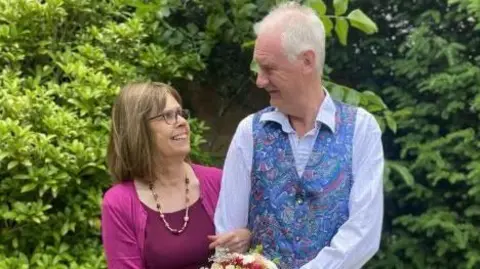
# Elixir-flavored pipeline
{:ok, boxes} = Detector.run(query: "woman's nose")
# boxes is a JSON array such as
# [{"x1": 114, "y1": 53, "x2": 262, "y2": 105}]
[{"x1": 175, "y1": 114, "x2": 188, "y2": 126}]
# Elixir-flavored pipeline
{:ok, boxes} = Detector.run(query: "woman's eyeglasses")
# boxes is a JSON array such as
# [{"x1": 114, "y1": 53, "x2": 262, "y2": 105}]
[{"x1": 149, "y1": 109, "x2": 190, "y2": 125}]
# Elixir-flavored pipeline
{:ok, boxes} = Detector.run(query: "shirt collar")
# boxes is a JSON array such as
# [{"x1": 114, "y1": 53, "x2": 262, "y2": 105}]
[{"x1": 259, "y1": 88, "x2": 336, "y2": 133}]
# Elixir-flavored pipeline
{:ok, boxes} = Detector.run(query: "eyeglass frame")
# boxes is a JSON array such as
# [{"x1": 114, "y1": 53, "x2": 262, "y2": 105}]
[{"x1": 148, "y1": 108, "x2": 190, "y2": 125}]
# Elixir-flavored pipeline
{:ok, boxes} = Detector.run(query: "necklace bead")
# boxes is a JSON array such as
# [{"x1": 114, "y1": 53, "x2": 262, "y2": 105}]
[{"x1": 149, "y1": 176, "x2": 190, "y2": 235}]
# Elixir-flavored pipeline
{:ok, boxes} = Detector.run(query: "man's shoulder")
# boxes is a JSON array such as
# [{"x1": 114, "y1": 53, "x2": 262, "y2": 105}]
[
  {"x1": 351, "y1": 104, "x2": 378, "y2": 128},
  {"x1": 333, "y1": 100, "x2": 376, "y2": 122},
  {"x1": 234, "y1": 106, "x2": 276, "y2": 133},
  {"x1": 332, "y1": 99, "x2": 359, "y2": 112}
]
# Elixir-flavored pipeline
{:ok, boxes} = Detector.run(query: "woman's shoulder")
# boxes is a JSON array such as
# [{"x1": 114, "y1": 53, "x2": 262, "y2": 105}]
[
  {"x1": 191, "y1": 163, "x2": 222, "y2": 178},
  {"x1": 191, "y1": 163, "x2": 222, "y2": 192},
  {"x1": 102, "y1": 180, "x2": 136, "y2": 208}
]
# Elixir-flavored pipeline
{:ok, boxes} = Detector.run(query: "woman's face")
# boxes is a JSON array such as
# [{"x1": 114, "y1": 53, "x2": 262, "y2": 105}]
[{"x1": 148, "y1": 93, "x2": 191, "y2": 159}]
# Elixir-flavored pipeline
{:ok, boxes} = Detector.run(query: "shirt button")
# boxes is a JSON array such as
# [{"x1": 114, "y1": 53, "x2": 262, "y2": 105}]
[{"x1": 296, "y1": 198, "x2": 303, "y2": 205}]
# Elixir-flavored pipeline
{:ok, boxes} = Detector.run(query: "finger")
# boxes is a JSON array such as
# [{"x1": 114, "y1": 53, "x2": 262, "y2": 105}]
[
  {"x1": 207, "y1": 235, "x2": 218, "y2": 241},
  {"x1": 225, "y1": 236, "x2": 246, "y2": 251},
  {"x1": 227, "y1": 241, "x2": 248, "y2": 253},
  {"x1": 208, "y1": 233, "x2": 235, "y2": 249}
]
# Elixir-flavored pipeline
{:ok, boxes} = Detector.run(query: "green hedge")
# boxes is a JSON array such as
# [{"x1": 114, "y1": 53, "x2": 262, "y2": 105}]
[
  {"x1": 0, "y1": 1, "x2": 210, "y2": 268},
  {"x1": 326, "y1": 0, "x2": 480, "y2": 267}
]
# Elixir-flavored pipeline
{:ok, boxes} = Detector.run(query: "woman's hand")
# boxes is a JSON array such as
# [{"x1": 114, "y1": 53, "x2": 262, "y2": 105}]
[{"x1": 208, "y1": 228, "x2": 252, "y2": 253}]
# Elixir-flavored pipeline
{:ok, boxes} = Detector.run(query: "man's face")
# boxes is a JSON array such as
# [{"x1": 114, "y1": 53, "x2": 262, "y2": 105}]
[{"x1": 253, "y1": 32, "x2": 304, "y2": 113}]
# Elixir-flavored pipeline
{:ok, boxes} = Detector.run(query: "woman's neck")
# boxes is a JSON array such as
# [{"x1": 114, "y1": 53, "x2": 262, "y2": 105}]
[{"x1": 154, "y1": 160, "x2": 188, "y2": 188}]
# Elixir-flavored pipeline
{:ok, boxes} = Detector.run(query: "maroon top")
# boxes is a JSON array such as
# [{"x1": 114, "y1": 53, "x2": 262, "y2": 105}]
[
  {"x1": 101, "y1": 164, "x2": 222, "y2": 269},
  {"x1": 142, "y1": 198, "x2": 215, "y2": 269}
]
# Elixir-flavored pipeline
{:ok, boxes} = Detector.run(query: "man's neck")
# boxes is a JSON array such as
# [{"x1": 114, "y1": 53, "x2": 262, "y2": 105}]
[{"x1": 289, "y1": 86, "x2": 325, "y2": 137}]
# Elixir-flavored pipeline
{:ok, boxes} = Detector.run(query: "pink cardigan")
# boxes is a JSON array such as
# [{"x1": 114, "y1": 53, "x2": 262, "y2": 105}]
[{"x1": 101, "y1": 164, "x2": 222, "y2": 269}]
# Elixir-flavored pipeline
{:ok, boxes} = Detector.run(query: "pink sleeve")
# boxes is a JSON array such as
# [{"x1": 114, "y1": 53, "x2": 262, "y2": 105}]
[
  {"x1": 194, "y1": 164, "x2": 222, "y2": 219},
  {"x1": 207, "y1": 167, "x2": 222, "y2": 201},
  {"x1": 101, "y1": 192, "x2": 144, "y2": 269}
]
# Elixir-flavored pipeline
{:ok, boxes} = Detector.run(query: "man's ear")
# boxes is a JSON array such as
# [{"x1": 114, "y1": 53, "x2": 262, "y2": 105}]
[{"x1": 301, "y1": 50, "x2": 316, "y2": 74}]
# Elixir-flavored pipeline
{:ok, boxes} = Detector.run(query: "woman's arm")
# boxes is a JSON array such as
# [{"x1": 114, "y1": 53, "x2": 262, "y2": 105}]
[{"x1": 101, "y1": 193, "x2": 144, "y2": 269}]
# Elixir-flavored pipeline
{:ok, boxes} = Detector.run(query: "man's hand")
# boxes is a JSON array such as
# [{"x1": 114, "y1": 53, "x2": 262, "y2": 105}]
[{"x1": 208, "y1": 228, "x2": 252, "y2": 253}]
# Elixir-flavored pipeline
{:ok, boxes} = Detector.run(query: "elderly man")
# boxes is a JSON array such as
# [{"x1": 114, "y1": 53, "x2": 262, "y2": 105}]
[{"x1": 210, "y1": 2, "x2": 384, "y2": 269}]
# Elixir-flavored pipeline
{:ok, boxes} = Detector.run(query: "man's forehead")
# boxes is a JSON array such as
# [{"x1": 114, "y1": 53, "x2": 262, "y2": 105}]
[{"x1": 254, "y1": 33, "x2": 283, "y2": 60}]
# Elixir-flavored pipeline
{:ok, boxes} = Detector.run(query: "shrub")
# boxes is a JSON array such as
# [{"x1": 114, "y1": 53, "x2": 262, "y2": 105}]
[{"x1": 0, "y1": 0, "x2": 208, "y2": 268}]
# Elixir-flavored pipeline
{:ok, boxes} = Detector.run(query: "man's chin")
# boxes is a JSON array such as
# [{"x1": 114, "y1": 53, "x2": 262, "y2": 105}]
[{"x1": 269, "y1": 97, "x2": 282, "y2": 108}]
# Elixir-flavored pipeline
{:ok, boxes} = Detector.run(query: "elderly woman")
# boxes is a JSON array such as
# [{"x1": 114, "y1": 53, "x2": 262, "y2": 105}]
[{"x1": 101, "y1": 82, "x2": 248, "y2": 269}]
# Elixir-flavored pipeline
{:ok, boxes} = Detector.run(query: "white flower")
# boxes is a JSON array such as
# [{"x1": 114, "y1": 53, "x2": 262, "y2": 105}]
[
  {"x1": 225, "y1": 265, "x2": 235, "y2": 269},
  {"x1": 242, "y1": 254, "x2": 256, "y2": 264},
  {"x1": 211, "y1": 263, "x2": 223, "y2": 269}
]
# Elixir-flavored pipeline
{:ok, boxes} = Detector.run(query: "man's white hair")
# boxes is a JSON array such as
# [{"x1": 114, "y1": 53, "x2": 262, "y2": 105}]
[{"x1": 254, "y1": 1, "x2": 326, "y2": 76}]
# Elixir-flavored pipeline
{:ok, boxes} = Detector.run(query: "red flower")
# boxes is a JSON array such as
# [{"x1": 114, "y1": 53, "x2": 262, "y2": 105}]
[
  {"x1": 251, "y1": 263, "x2": 264, "y2": 269},
  {"x1": 233, "y1": 256, "x2": 244, "y2": 265}
]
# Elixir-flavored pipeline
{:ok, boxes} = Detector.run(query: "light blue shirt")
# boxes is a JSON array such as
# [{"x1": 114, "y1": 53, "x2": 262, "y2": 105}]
[{"x1": 214, "y1": 90, "x2": 385, "y2": 269}]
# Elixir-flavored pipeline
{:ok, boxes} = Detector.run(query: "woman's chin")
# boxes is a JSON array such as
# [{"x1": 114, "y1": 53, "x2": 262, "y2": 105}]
[{"x1": 171, "y1": 145, "x2": 191, "y2": 157}]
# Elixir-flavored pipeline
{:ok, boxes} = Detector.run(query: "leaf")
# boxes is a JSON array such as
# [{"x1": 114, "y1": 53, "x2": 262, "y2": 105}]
[
  {"x1": 388, "y1": 161, "x2": 415, "y2": 187},
  {"x1": 186, "y1": 23, "x2": 198, "y2": 34},
  {"x1": 335, "y1": 18, "x2": 348, "y2": 45},
  {"x1": 0, "y1": 152, "x2": 8, "y2": 162},
  {"x1": 307, "y1": 0, "x2": 327, "y2": 16},
  {"x1": 344, "y1": 88, "x2": 361, "y2": 105},
  {"x1": 7, "y1": 160, "x2": 19, "y2": 170},
  {"x1": 207, "y1": 14, "x2": 228, "y2": 32},
  {"x1": 320, "y1": 16, "x2": 334, "y2": 35},
  {"x1": 347, "y1": 9, "x2": 378, "y2": 34},
  {"x1": 22, "y1": 159, "x2": 32, "y2": 167},
  {"x1": 329, "y1": 85, "x2": 345, "y2": 100},
  {"x1": 241, "y1": 40, "x2": 255, "y2": 48},
  {"x1": 21, "y1": 183, "x2": 37, "y2": 193},
  {"x1": 384, "y1": 111, "x2": 397, "y2": 133},
  {"x1": 362, "y1": 91, "x2": 388, "y2": 109},
  {"x1": 334, "y1": 0, "x2": 348, "y2": 16},
  {"x1": 239, "y1": 3, "x2": 257, "y2": 17},
  {"x1": 373, "y1": 115, "x2": 385, "y2": 133},
  {"x1": 13, "y1": 174, "x2": 30, "y2": 180},
  {"x1": 199, "y1": 43, "x2": 212, "y2": 56},
  {"x1": 250, "y1": 59, "x2": 259, "y2": 74},
  {"x1": 156, "y1": 7, "x2": 171, "y2": 18},
  {"x1": 465, "y1": 205, "x2": 480, "y2": 217}
]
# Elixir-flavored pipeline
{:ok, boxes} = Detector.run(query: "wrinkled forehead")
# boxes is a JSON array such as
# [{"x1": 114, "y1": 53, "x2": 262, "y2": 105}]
[{"x1": 254, "y1": 32, "x2": 286, "y2": 63}]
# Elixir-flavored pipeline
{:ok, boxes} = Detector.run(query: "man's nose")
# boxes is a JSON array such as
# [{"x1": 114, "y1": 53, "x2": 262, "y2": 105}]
[{"x1": 256, "y1": 72, "x2": 268, "y2": 88}]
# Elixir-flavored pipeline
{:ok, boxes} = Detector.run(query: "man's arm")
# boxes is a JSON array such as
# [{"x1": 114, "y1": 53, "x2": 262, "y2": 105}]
[
  {"x1": 214, "y1": 115, "x2": 254, "y2": 233},
  {"x1": 301, "y1": 109, "x2": 384, "y2": 269}
]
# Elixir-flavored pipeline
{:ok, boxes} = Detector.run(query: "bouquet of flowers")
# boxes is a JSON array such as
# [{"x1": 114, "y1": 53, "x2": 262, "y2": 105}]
[{"x1": 201, "y1": 247, "x2": 278, "y2": 269}]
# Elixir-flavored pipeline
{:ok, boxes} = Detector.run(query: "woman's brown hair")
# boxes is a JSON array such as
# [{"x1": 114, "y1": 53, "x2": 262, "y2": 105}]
[{"x1": 107, "y1": 81, "x2": 183, "y2": 182}]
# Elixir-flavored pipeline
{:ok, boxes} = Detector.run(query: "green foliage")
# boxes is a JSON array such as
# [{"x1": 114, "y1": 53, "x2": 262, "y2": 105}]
[
  {"x1": 306, "y1": 0, "x2": 378, "y2": 45},
  {"x1": 374, "y1": 23, "x2": 480, "y2": 268},
  {"x1": 325, "y1": 0, "x2": 480, "y2": 267},
  {"x1": 0, "y1": 0, "x2": 210, "y2": 268}
]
